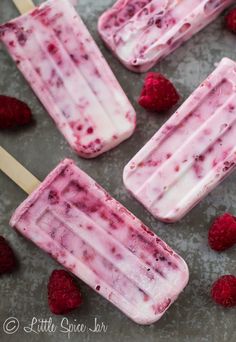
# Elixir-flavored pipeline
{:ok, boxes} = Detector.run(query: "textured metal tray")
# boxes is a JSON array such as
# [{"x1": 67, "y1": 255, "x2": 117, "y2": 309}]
[{"x1": 0, "y1": 1, "x2": 235, "y2": 341}]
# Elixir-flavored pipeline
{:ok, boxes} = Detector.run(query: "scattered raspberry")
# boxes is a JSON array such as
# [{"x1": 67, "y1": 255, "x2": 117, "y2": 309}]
[
  {"x1": 0, "y1": 236, "x2": 17, "y2": 274},
  {"x1": 138, "y1": 73, "x2": 180, "y2": 112},
  {"x1": 226, "y1": 8, "x2": 236, "y2": 34},
  {"x1": 211, "y1": 275, "x2": 236, "y2": 307},
  {"x1": 208, "y1": 213, "x2": 236, "y2": 251},
  {"x1": 48, "y1": 270, "x2": 82, "y2": 315},
  {"x1": 0, "y1": 95, "x2": 32, "y2": 129}
]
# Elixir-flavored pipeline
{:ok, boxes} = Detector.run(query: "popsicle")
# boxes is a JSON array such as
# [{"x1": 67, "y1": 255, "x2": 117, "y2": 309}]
[
  {"x1": 0, "y1": 147, "x2": 189, "y2": 324},
  {"x1": 98, "y1": 0, "x2": 234, "y2": 72},
  {"x1": 0, "y1": 0, "x2": 136, "y2": 158},
  {"x1": 124, "y1": 58, "x2": 236, "y2": 222}
]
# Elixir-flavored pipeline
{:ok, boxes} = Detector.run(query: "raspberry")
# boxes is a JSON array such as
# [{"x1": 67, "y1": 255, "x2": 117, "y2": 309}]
[
  {"x1": 138, "y1": 73, "x2": 180, "y2": 112},
  {"x1": 208, "y1": 213, "x2": 236, "y2": 251},
  {"x1": 0, "y1": 236, "x2": 17, "y2": 274},
  {"x1": 211, "y1": 275, "x2": 236, "y2": 307},
  {"x1": 0, "y1": 95, "x2": 32, "y2": 129},
  {"x1": 226, "y1": 8, "x2": 236, "y2": 34},
  {"x1": 48, "y1": 270, "x2": 82, "y2": 315},
  {"x1": 48, "y1": 190, "x2": 59, "y2": 205}
]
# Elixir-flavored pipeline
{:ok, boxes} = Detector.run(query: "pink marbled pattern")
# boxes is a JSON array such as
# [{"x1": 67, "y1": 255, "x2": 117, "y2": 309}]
[
  {"x1": 124, "y1": 58, "x2": 236, "y2": 222},
  {"x1": 0, "y1": 0, "x2": 136, "y2": 157},
  {"x1": 98, "y1": 0, "x2": 234, "y2": 72},
  {"x1": 10, "y1": 159, "x2": 188, "y2": 324}
]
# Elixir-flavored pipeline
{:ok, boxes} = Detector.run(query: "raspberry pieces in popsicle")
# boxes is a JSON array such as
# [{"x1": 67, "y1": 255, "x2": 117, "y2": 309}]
[
  {"x1": 10, "y1": 159, "x2": 189, "y2": 324},
  {"x1": 124, "y1": 58, "x2": 236, "y2": 222},
  {"x1": 0, "y1": 0, "x2": 136, "y2": 158},
  {"x1": 98, "y1": 0, "x2": 234, "y2": 72}
]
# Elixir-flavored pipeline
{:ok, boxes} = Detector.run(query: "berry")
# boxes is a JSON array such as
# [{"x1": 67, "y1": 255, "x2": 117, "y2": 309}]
[
  {"x1": 208, "y1": 213, "x2": 236, "y2": 251},
  {"x1": 138, "y1": 73, "x2": 180, "y2": 112},
  {"x1": 48, "y1": 190, "x2": 59, "y2": 205},
  {"x1": 211, "y1": 275, "x2": 236, "y2": 307},
  {"x1": 0, "y1": 95, "x2": 32, "y2": 129},
  {"x1": 226, "y1": 8, "x2": 236, "y2": 34},
  {"x1": 0, "y1": 236, "x2": 17, "y2": 274},
  {"x1": 48, "y1": 270, "x2": 82, "y2": 315}
]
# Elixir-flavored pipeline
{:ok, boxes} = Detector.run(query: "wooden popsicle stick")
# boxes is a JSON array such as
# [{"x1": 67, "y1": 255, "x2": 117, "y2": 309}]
[
  {"x1": 12, "y1": 0, "x2": 35, "y2": 14},
  {"x1": 0, "y1": 147, "x2": 41, "y2": 195}
]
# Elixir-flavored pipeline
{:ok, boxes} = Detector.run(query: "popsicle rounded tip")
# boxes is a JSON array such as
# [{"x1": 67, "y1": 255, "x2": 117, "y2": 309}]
[
  {"x1": 124, "y1": 61, "x2": 155, "y2": 74},
  {"x1": 122, "y1": 163, "x2": 134, "y2": 191},
  {"x1": 72, "y1": 123, "x2": 136, "y2": 158},
  {"x1": 116, "y1": 56, "x2": 156, "y2": 74},
  {"x1": 152, "y1": 212, "x2": 185, "y2": 224},
  {"x1": 153, "y1": 209, "x2": 192, "y2": 223},
  {"x1": 71, "y1": 142, "x2": 104, "y2": 159},
  {"x1": 180, "y1": 258, "x2": 190, "y2": 288},
  {"x1": 97, "y1": 13, "x2": 106, "y2": 35},
  {"x1": 126, "y1": 299, "x2": 177, "y2": 325},
  {"x1": 129, "y1": 263, "x2": 189, "y2": 325},
  {"x1": 220, "y1": 57, "x2": 236, "y2": 67},
  {"x1": 129, "y1": 312, "x2": 167, "y2": 325}
]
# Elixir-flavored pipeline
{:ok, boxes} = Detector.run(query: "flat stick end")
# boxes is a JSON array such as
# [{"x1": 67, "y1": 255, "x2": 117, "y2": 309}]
[
  {"x1": 0, "y1": 147, "x2": 40, "y2": 195},
  {"x1": 12, "y1": 0, "x2": 35, "y2": 14}
]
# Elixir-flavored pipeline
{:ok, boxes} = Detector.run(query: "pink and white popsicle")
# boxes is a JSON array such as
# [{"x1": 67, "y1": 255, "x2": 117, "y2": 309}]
[
  {"x1": 0, "y1": 0, "x2": 136, "y2": 158},
  {"x1": 124, "y1": 58, "x2": 236, "y2": 222},
  {"x1": 98, "y1": 0, "x2": 234, "y2": 72},
  {"x1": 9, "y1": 158, "x2": 189, "y2": 324}
]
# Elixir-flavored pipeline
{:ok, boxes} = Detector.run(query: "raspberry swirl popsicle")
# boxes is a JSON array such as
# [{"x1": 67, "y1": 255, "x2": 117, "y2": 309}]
[
  {"x1": 0, "y1": 0, "x2": 136, "y2": 158},
  {"x1": 98, "y1": 0, "x2": 234, "y2": 72},
  {"x1": 9, "y1": 157, "x2": 189, "y2": 324},
  {"x1": 124, "y1": 58, "x2": 236, "y2": 222}
]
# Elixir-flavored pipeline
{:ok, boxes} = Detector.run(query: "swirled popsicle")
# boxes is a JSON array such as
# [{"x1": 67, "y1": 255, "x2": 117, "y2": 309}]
[
  {"x1": 0, "y1": 0, "x2": 136, "y2": 157},
  {"x1": 98, "y1": 0, "x2": 234, "y2": 72},
  {"x1": 6, "y1": 156, "x2": 189, "y2": 324},
  {"x1": 124, "y1": 58, "x2": 236, "y2": 222}
]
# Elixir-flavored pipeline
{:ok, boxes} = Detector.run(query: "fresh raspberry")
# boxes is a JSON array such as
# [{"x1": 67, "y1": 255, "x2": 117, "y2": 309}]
[
  {"x1": 0, "y1": 236, "x2": 17, "y2": 274},
  {"x1": 226, "y1": 8, "x2": 236, "y2": 34},
  {"x1": 0, "y1": 95, "x2": 32, "y2": 129},
  {"x1": 208, "y1": 213, "x2": 236, "y2": 251},
  {"x1": 211, "y1": 275, "x2": 236, "y2": 307},
  {"x1": 48, "y1": 270, "x2": 83, "y2": 315},
  {"x1": 138, "y1": 73, "x2": 180, "y2": 112}
]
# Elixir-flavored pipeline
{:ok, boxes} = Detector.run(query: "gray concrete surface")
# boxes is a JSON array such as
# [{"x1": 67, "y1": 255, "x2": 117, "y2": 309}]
[{"x1": 0, "y1": 1, "x2": 235, "y2": 341}]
